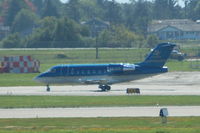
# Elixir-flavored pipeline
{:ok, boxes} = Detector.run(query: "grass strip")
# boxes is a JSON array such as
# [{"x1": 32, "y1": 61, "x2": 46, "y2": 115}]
[
  {"x1": 0, "y1": 96, "x2": 200, "y2": 108},
  {"x1": 0, "y1": 117, "x2": 199, "y2": 133}
]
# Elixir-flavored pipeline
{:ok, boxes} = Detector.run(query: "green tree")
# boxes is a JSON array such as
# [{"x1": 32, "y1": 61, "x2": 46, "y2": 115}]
[
  {"x1": 96, "y1": 0, "x2": 106, "y2": 7},
  {"x1": 123, "y1": 3, "x2": 134, "y2": 28},
  {"x1": 52, "y1": 17, "x2": 82, "y2": 48},
  {"x1": 30, "y1": 0, "x2": 44, "y2": 15},
  {"x1": 25, "y1": 17, "x2": 58, "y2": 48},
  {"x1": 42, "y1": 0, "x2": 59, "y2": 18},
  {"x1": 1, "y1": 33, "x2": 21, "y2": 48},
  {"x1": 146, "y1": 35, "x2": 159, "y2": 48},
  {"x1": 0, "y1": 1, "x2": 4, "y2": 15},
  {"x1": 65, "y1": 0, "x2": 81, "y2": 22},
  {"x1": 98, "y1": 25, "x2": 143, "y2": 47},
  {"x1": 79, "y1": 0, "x2": 102, "y2": 20},
  {"x1": 104, "y1": 0, "x2": 122, "y2": 24},
  {"x1": 186, "y1": 0, "x2": 198, "y2": 20},
  {"x1": 131, "y1": 0, "x2": 151, "y2": 36},
  {"x1": 11, "y1": 9, "x2": 38, "y2": 33},
  {"x1": 193, "y1": 1, "x2": 200, "y2": 20},
  {"x1": 25, "y1": 16, "x2": 85, "y2": 48},
  {"x1": 153, "y1": 0, "x2": 182, "y2": 19},
  {"x1": 4, "y1": 0, "x2": 27, "y2": 26},
  {"x1": 186, "y1": 0, "x2": 200, "y2": 20}
]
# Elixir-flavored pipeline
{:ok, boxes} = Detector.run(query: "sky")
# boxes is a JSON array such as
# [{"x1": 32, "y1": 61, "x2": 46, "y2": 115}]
[
  {"x1": 117, "y1": 0, "x2": 184, "y2": 6},
  {"x1": 60, "y1": 0, "x2": 185, "y2": 7},
  {"x1": 60, "y1": 0, "x2": 130, "y2": 3}
]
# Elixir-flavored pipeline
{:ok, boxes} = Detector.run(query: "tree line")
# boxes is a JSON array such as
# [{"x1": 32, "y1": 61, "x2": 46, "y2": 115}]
[{"x1": 0, "y1": 0, "x2": 200, "y2": 48}]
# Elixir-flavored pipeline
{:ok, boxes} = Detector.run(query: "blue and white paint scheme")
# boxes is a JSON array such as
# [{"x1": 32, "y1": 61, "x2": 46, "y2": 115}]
[{"x1": 34, "y1": 43, "x2": 175, "y2": 91}]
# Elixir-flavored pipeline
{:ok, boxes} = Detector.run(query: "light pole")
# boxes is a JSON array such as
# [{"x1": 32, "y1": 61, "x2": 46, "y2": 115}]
[
  {"x1": 96, "y1": 35, "x2": 99, "y2": 59},
  {"x1": 91, "y1": 19, "x2": 99, "y2": 59}
]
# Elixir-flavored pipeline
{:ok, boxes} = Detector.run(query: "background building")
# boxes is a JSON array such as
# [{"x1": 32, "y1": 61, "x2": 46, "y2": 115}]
[
  {"x1": 148, "y1": 19, "x2": 200, "y2": 40},
  {"x1": 81, "y1": 18, "x2": 110, "y2": 37}
]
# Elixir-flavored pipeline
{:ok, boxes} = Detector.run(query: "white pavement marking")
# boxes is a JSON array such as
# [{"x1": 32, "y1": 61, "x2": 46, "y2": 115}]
[{"x1": 0, "y1": 106, "x2": 200, "y2": 118}]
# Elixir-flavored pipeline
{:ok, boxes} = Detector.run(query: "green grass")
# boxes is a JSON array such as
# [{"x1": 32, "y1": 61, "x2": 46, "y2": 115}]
[
  {"x1": 166, "y1": 61, "x2": 200, "y2": 71},
  {"x1": 0, "y1": 73, "x2": 39, "y2": 86},
  {"x1": 0, "y1": 96, "x2": 200, "y2": 108},
  {"x1": 0, "y1": 48, "x2": 148, "y2": 65},
  {"x1": 0, "y1": 48, "x2": 199, "y2": 87},
  {"x1": 0, "y1": 117, "x2": 199, "y2": 133}
]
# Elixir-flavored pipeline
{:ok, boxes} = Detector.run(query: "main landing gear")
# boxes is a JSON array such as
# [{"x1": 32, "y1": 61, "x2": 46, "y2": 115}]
[
  {"x1": 46, "y1": 85, "x2": 50, "y2": 92},
  {"x1": 99, "y1": 85, "x2": 111, "y2": 92}
]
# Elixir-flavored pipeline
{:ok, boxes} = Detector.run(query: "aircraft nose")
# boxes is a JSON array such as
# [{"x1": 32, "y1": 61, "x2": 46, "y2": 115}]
[
  {"x1": 33, "y1": 75, "x2": 41, "y2": 83},
  {"x1": 33, "y1": 73, "x2": 46, "y2": 83}
]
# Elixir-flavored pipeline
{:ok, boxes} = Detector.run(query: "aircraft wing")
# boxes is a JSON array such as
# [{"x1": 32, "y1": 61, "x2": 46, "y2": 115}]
[{"x1": 83, "y1": 79, "x2": 108, "y2": 85}]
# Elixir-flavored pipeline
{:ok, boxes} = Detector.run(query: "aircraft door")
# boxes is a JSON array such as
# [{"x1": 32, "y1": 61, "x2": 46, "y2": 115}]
[
  {"x1": 57, "y1": 67, "x2": 62, "y2": 76},
  {"x1": 61, "y1": 66, "x2": 68, "y2": 76}
]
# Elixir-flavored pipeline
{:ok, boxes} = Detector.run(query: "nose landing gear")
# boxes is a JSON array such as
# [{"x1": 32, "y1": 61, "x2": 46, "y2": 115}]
[
  {"x1": 99, "y1": 85, "x2": 111, "y2": 92},
  {"x1": 46, "y1": 85, "x2": 50, "y2": 92}
]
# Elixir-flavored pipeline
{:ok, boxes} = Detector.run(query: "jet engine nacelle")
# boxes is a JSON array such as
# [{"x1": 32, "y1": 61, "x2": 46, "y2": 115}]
[{"x1": 123, "y1": 64, "x2": 135, "y2": 72}]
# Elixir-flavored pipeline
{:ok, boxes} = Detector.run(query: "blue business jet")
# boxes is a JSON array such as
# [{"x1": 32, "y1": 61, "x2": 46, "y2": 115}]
[{"x1": 34, "y1": 43, "x2": 175, "y2": 92}]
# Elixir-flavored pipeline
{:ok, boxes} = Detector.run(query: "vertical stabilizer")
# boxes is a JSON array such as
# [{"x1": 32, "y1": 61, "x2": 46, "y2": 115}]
[{"x1": 139, "y1": 43, "x2": 176, "y2": 68}]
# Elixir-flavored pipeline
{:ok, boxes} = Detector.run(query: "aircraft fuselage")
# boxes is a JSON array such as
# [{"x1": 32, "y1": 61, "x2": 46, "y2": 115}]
[
  {"x1": 34, "y1": 43, "x2": 175, "y2": 91},
  {"x1": 35, "y1": 63, "x2": 168, "y2": 85}
]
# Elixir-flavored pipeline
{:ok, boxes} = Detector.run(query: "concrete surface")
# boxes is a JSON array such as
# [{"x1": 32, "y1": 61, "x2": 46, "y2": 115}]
[
  {"x1": 0, "y1": 106, "x2": 200, "y2": 118},
  {"x1": 0, "y1": 72, "x2": 199, "y2": 96}
]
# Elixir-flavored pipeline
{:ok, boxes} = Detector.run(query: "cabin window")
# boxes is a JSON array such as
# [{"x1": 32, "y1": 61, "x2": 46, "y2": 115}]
[
  {"x1": 81, "y1": 70, "x2": 85, "y2": 74},
  {"x1": 107, "y1": 67, "x2": 110, "y2": 72},
  {"x1": 93, "y1": 70, "x2": 96, "y2": 74},
  {"x1": 87, "y1": 70, "x2": 90, "y2": 75},
  {"x1": 98, "y1": 70, "x2": 101, "y2": 74},
  {"x1": 71, "y1": 68, "x2": 74, "y2": 75},
  {"x1": 62, "y1": 67, "x2": 68, "y2": 75},
  {"x1": 103, "y1": 69, "x2": 107, "y2": 74},
  {"x1": 76, "y1": 71, "x2": 79, "y2": 75},
  {"x1": 109, "y1": 67, "x2": 121, "y2": 72},
  {"x1": 50, "y1": 68, "x2": 56, "y2": 73}
]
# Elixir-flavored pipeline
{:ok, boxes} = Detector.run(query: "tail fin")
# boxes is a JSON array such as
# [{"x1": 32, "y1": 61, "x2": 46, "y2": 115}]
[{"x1": 139, "y1": 43, "x2": 176, "y2": 68}]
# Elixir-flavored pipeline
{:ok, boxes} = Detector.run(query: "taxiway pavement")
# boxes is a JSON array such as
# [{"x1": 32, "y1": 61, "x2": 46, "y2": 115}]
[
  {"x1": 0, "y1": 106, "x2": 200, "y2": 118},
  {"x1": 0, "y1": 72, "x2": 199, "y2": 96},
  {"x1": 0, "y1": 72, "x2": 200, "y2": 118}
]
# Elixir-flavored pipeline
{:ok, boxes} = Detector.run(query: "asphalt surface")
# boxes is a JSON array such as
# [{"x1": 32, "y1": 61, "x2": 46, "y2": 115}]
[
  {"x1": 0, "y1": 72, "x2": 199, "y2": 96},
  {"x1": 0, "y1": 106, "x2": 200, "y2": 118},
  {"x1": 0, "y1": 72, "x2": 199, "y2": 118}
]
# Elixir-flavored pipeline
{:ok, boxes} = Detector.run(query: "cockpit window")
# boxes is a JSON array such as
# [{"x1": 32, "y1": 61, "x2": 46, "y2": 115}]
[{"x1": 50, "y1": 68, "x2": 56, "y2": 73}]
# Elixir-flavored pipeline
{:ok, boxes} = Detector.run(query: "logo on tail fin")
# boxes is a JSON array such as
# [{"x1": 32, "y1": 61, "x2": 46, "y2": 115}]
[
  {"x1": 154, "y1": 50, "x2": 160, "y2": 56},
  {"x1": 139, "y1": 43, "x2": 176, "y2": 68}
]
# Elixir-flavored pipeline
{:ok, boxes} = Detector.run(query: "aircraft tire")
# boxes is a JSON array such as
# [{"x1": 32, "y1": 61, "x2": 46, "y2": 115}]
[
  {"x1": 46, "y1": 85, "x2": 50, "y2": 92},
  {"x1": 47, "y1": 88, "x2": 50, "y2": 92},
  {"x1": 99, "y1": 85, "x2": 111, "y2": 91},
  {"x1": 99, "y1": 85, "x2": 103, "y2": 91},
  {"x1": 102, "y1": 88, "x2": 106, "y2": 92},
  {"x1": 106, "y1": 85, "x2": 111, "y2": 91},
  {"x1": 100, "y1": 85, "x2": 106, "y2": 92}
]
